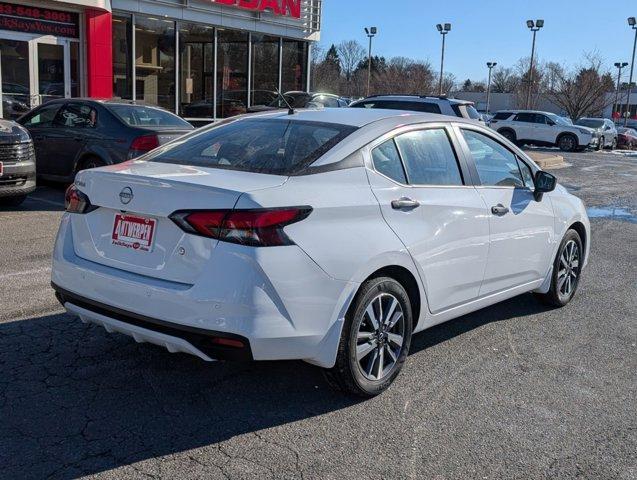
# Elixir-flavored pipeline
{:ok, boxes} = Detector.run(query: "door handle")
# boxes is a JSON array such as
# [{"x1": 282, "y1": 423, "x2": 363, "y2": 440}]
[
  {"x1": 491, "y1": 204, "x2": 510, "y2": 216},
  {"x1": 391, "y1": 197, "x2": 420, "y2": 210}
]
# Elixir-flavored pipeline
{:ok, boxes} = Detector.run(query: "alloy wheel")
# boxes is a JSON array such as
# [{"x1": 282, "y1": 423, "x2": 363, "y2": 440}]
[
  {"x1": 558, "y1": 240, "x2": 580, "y2": 298},
  {"x1": 355, "y1": 293, "x2": 405, "y2": 381},
  {"x1": 559, "y1": 136, "x2": 576, "y2": 151}
]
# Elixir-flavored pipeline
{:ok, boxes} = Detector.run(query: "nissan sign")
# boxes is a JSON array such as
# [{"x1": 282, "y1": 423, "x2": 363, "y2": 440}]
[{"x1": 211, "y1": 0, "x2": 302, "y2": 19}]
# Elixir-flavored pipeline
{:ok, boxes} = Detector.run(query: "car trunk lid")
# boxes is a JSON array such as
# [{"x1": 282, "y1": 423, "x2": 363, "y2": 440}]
[{"x1": 70, "y1": 161, "x2": 287, "y2": 284}]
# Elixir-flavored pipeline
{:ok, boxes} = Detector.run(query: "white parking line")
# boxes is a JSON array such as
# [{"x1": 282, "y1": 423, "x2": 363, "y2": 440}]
[{"x1": 0, "y1": 267, "x2": 51, "y2": 279}]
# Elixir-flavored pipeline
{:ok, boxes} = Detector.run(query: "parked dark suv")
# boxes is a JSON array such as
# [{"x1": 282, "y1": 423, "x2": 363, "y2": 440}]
[
  {"x1": 0, "y1": 119, "x2": 36, "y2": 206},
  {"x1": 18, "y1": 100, "x2": 194, "y2": 182}
]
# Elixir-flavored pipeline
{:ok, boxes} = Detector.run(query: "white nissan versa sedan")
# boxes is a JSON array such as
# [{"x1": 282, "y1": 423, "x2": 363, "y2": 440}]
[{"x1": 52, "y1": 109, "x2": 590, "y2": 396}]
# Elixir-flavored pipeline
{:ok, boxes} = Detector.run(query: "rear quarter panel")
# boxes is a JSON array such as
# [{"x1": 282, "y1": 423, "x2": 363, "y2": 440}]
[{"x1": 235, "y1": 166, "x2": 428, "y2": 328}]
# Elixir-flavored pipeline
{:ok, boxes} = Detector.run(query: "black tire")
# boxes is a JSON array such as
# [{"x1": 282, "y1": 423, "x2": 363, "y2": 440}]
[
  {"x1": 324, "y1": 276, "x2": 413, "y2": 397},
  {"x1": 77, "y1": 156, "x2": 106, "y2": 173},
  {"x1": 557, "y1": 134, "x2": 578, "y2": 152},
  {"x1": 0, "y1": 195, "x2": 27, "y2": 207},
  {"x1": 498, "y1": 129, "x2": 516, "y2": 143},
  {"x1": 534, "y1": 229, "x2": 583, "y2": 308}
]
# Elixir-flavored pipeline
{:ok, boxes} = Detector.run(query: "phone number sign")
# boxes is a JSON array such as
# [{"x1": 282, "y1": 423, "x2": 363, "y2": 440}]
[{"x1": 0, "y1": 2, "x2": 79, "y2": 38}]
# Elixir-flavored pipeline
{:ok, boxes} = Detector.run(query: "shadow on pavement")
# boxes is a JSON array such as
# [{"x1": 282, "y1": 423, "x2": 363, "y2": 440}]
[{"x1": 0, "y1": 293, "x2": 549, "y2": 478}]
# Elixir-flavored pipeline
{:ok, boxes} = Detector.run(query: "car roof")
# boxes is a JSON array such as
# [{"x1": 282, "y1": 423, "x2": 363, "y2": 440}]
[{"x1": 496, "y1": 109, "x2": 557, "y2": 115}]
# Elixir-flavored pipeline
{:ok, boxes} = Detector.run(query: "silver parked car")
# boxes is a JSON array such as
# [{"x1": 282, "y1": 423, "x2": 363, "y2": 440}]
[{"x1": 575, "y1": 118, "x2": 618, "y2": 150}]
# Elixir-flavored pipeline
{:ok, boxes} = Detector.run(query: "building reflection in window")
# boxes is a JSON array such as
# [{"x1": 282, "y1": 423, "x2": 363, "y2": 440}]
[
  {"x1": 281, "y1": 40, "x2": 308, "y2": 93},
  {"x1": 250, "y1": 34, "x2": 279, "y2": 108},
  {"x1": 135, "y1": 16, "x2": 176, "y2": 111},
  {"x1": 216, "y1": 29, "x2": 248, "y2": 119},
  {"x1": 112, "y1": 15, "x2": 132, "y2": 100},
  {"x1": 179, "y1": 23, "x2": 214, "y2": 119}
]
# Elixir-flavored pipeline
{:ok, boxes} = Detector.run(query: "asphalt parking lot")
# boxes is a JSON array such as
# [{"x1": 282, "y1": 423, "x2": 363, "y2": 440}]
[{"x1": 1, "y1": 151, "x2": 636, "y2": 479}]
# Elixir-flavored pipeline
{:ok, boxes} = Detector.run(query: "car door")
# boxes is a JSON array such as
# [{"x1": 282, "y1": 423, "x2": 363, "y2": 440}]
[
  {"x1": 534, "y1": 114, "x2": 557, "y2": 144},
  {"x1": 366, "y1": 124, "x2": 490, "y2": 314},
  {"x1": 456, "y1": 126, "x2": 555, "y2": 296},
  {"x1": 18, "y1": 102, "x2": 63, "y2": 175},
  {"x1": 511, "y1": 112, "x2": 536, "y2": 141},
  {"x1": 46, "y1": 103, "x2": 99, "y2": 178}
]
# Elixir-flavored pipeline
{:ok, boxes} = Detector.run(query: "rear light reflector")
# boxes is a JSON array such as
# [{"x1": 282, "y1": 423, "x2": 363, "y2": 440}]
[
  {"x1": 170, "y1": 207, "x2": 312, "y2": 247},
  {"x1": 128, "y1": 134, "x2": 160, "y2": 159},
  {"x1": 65, "y1": 184, "x2": 97, "y2": 214},
  {"x1": 211, "y1": 337, "x2": 245, "y2": 349}
]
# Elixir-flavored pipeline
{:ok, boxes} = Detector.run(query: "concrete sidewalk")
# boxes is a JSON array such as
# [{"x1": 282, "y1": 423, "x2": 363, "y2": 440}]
[{"x1": 526, "y1": 151, "x2": 567, "y2": 169}]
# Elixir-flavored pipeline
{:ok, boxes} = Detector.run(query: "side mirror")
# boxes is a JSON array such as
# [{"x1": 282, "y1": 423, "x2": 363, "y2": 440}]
[{"x1": 534, "y1": 170, "x2": 556, "y2": 200}]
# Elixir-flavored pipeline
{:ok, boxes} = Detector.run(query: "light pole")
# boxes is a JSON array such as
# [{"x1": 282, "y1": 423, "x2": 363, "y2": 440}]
[
  {"x1": 436, "y1": 23, "x2": 451, "y2": 96},
  {"x1": 624, "y1": 17, "x2": 637, "y2": 126},
  {"x1": 486, "y1": 61, "x2": 497, "y2": 115},
  {"x1": 614, "y1": 62, "x2": 629, "y2": 120},
  {"x1": 525, "y1": 19, "x2": 544, "y2": 109},
  {"x1": 364, "y1": 27, "x2": 377, "y2": 97}
]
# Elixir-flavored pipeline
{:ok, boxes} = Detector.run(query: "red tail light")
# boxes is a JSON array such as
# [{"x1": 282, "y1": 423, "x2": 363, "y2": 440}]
[
  {"x1": 170, "y1": 207, "x2": 312, "y2": 247},
  {"x1": 128, "y1": 134, "x2": 159, "y2": 159},
  {"x1": 65, "y1": 184, "x2": 97, "y2": 214}
]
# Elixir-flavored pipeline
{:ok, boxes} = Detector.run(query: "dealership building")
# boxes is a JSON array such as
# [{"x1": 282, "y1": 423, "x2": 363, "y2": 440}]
[{"x1": 0, "y1": 0, "x2": 321, "y2": 120}]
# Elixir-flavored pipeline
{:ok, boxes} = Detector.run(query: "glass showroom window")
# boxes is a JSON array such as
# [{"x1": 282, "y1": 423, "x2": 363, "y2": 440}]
[
  {"x1": 250, "y1": 34, "x2": 280, "y2": 108},
  {"x1": 135, "y1": 16, "x2": 176, "y2": 111},
  {"x1": 179, "y1": 23, "x2": 214, "y2": 119},
  {"x1": 281, "y1": 40, "x2": 308, "y2": 92},
  {"x1": 112, "y1": 15, "x2": 132, "y2": 100},
  {"x1": 70, "y1": 42, "x2": 80, "y2": 98},
  {"x1": 217, "y1": 29, "x2": 248, "y2": 119}
]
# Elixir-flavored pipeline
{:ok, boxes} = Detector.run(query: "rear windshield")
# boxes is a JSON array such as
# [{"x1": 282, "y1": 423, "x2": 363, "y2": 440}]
[
  {"x1": 452, "y1": 103, "x2": 481, "y2": 120},
  {"x1": 575, "y1": 119, "x2": 604, "y2": 128},
  {"x1": 108, "y1": 104, "x2": 192, "y2": 128},
  {"x1": 146, "y1": 118, "x2": 358, "y2": 175}
]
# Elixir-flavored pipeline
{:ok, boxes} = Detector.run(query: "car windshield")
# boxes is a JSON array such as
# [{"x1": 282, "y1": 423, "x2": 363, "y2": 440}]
[
  {"x1": 576, "y1": 119, "x2": 604, "y2": 128},
  {"x1": 108, "y1": 104, "x2": 192, "y2": 128},
  {"x1": 146, "y1": 118, "x2": 357, "y2": 175},
  {"x1": 547, "y1": 113, "x2": 571, "y2": 126}
]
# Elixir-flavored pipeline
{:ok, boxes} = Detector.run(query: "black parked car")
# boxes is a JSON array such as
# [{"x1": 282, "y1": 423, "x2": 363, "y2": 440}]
[
  {"x1": 0, "y1": 119, "x2": 36, "y2": 206},
  {"x1": 17, "y1": 99, "x2": 194, "y2": 182}
]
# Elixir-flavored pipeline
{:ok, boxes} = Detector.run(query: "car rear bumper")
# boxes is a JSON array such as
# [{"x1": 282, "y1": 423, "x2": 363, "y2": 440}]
[
  {"x1": 51, "y1": 213, "x2": 357, "y2": 367},
  {"x1": 0, "y1": 159, "x2": 35, "y2": 198}
]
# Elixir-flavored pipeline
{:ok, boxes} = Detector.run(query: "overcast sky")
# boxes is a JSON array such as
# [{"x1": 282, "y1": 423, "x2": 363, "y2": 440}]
[{"x1": 319, "y1": 0, "x2": 637, "y2": 82}]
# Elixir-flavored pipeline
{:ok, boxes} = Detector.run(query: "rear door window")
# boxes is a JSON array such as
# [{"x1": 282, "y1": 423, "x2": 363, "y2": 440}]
[
  {"x1": 513, "y1": 113, "x2": 535, "y2": 123},
  {"x1": 371, "y1": 139, "x2": 407, "y2": 184},
  {"x1": 394, "y1": 128, "x2": 463, "y2": 186},
  {"x1": 493, "y1": 112, "x2": 513, "y2": 120},
  {"x1": 147, "y1": 119, "x2": 357, "y2": 175},
  {"x1": 54, "y1": 103, "x2": 97, "y2": 128}
]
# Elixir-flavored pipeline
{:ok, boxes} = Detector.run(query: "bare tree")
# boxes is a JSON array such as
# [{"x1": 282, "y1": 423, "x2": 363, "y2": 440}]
[
  {"x1": 337, "y1": 40, "x2": 366, "y2": 95},
  {"x1": 544, "y1": 55, "x2": 615, "y2": 119},
  {"x1": 491, "y1": 67, "x2": 519, "y2": 93},
  {"x1": 373, "y1": 57, "x2": 435, "y2": 95}
]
